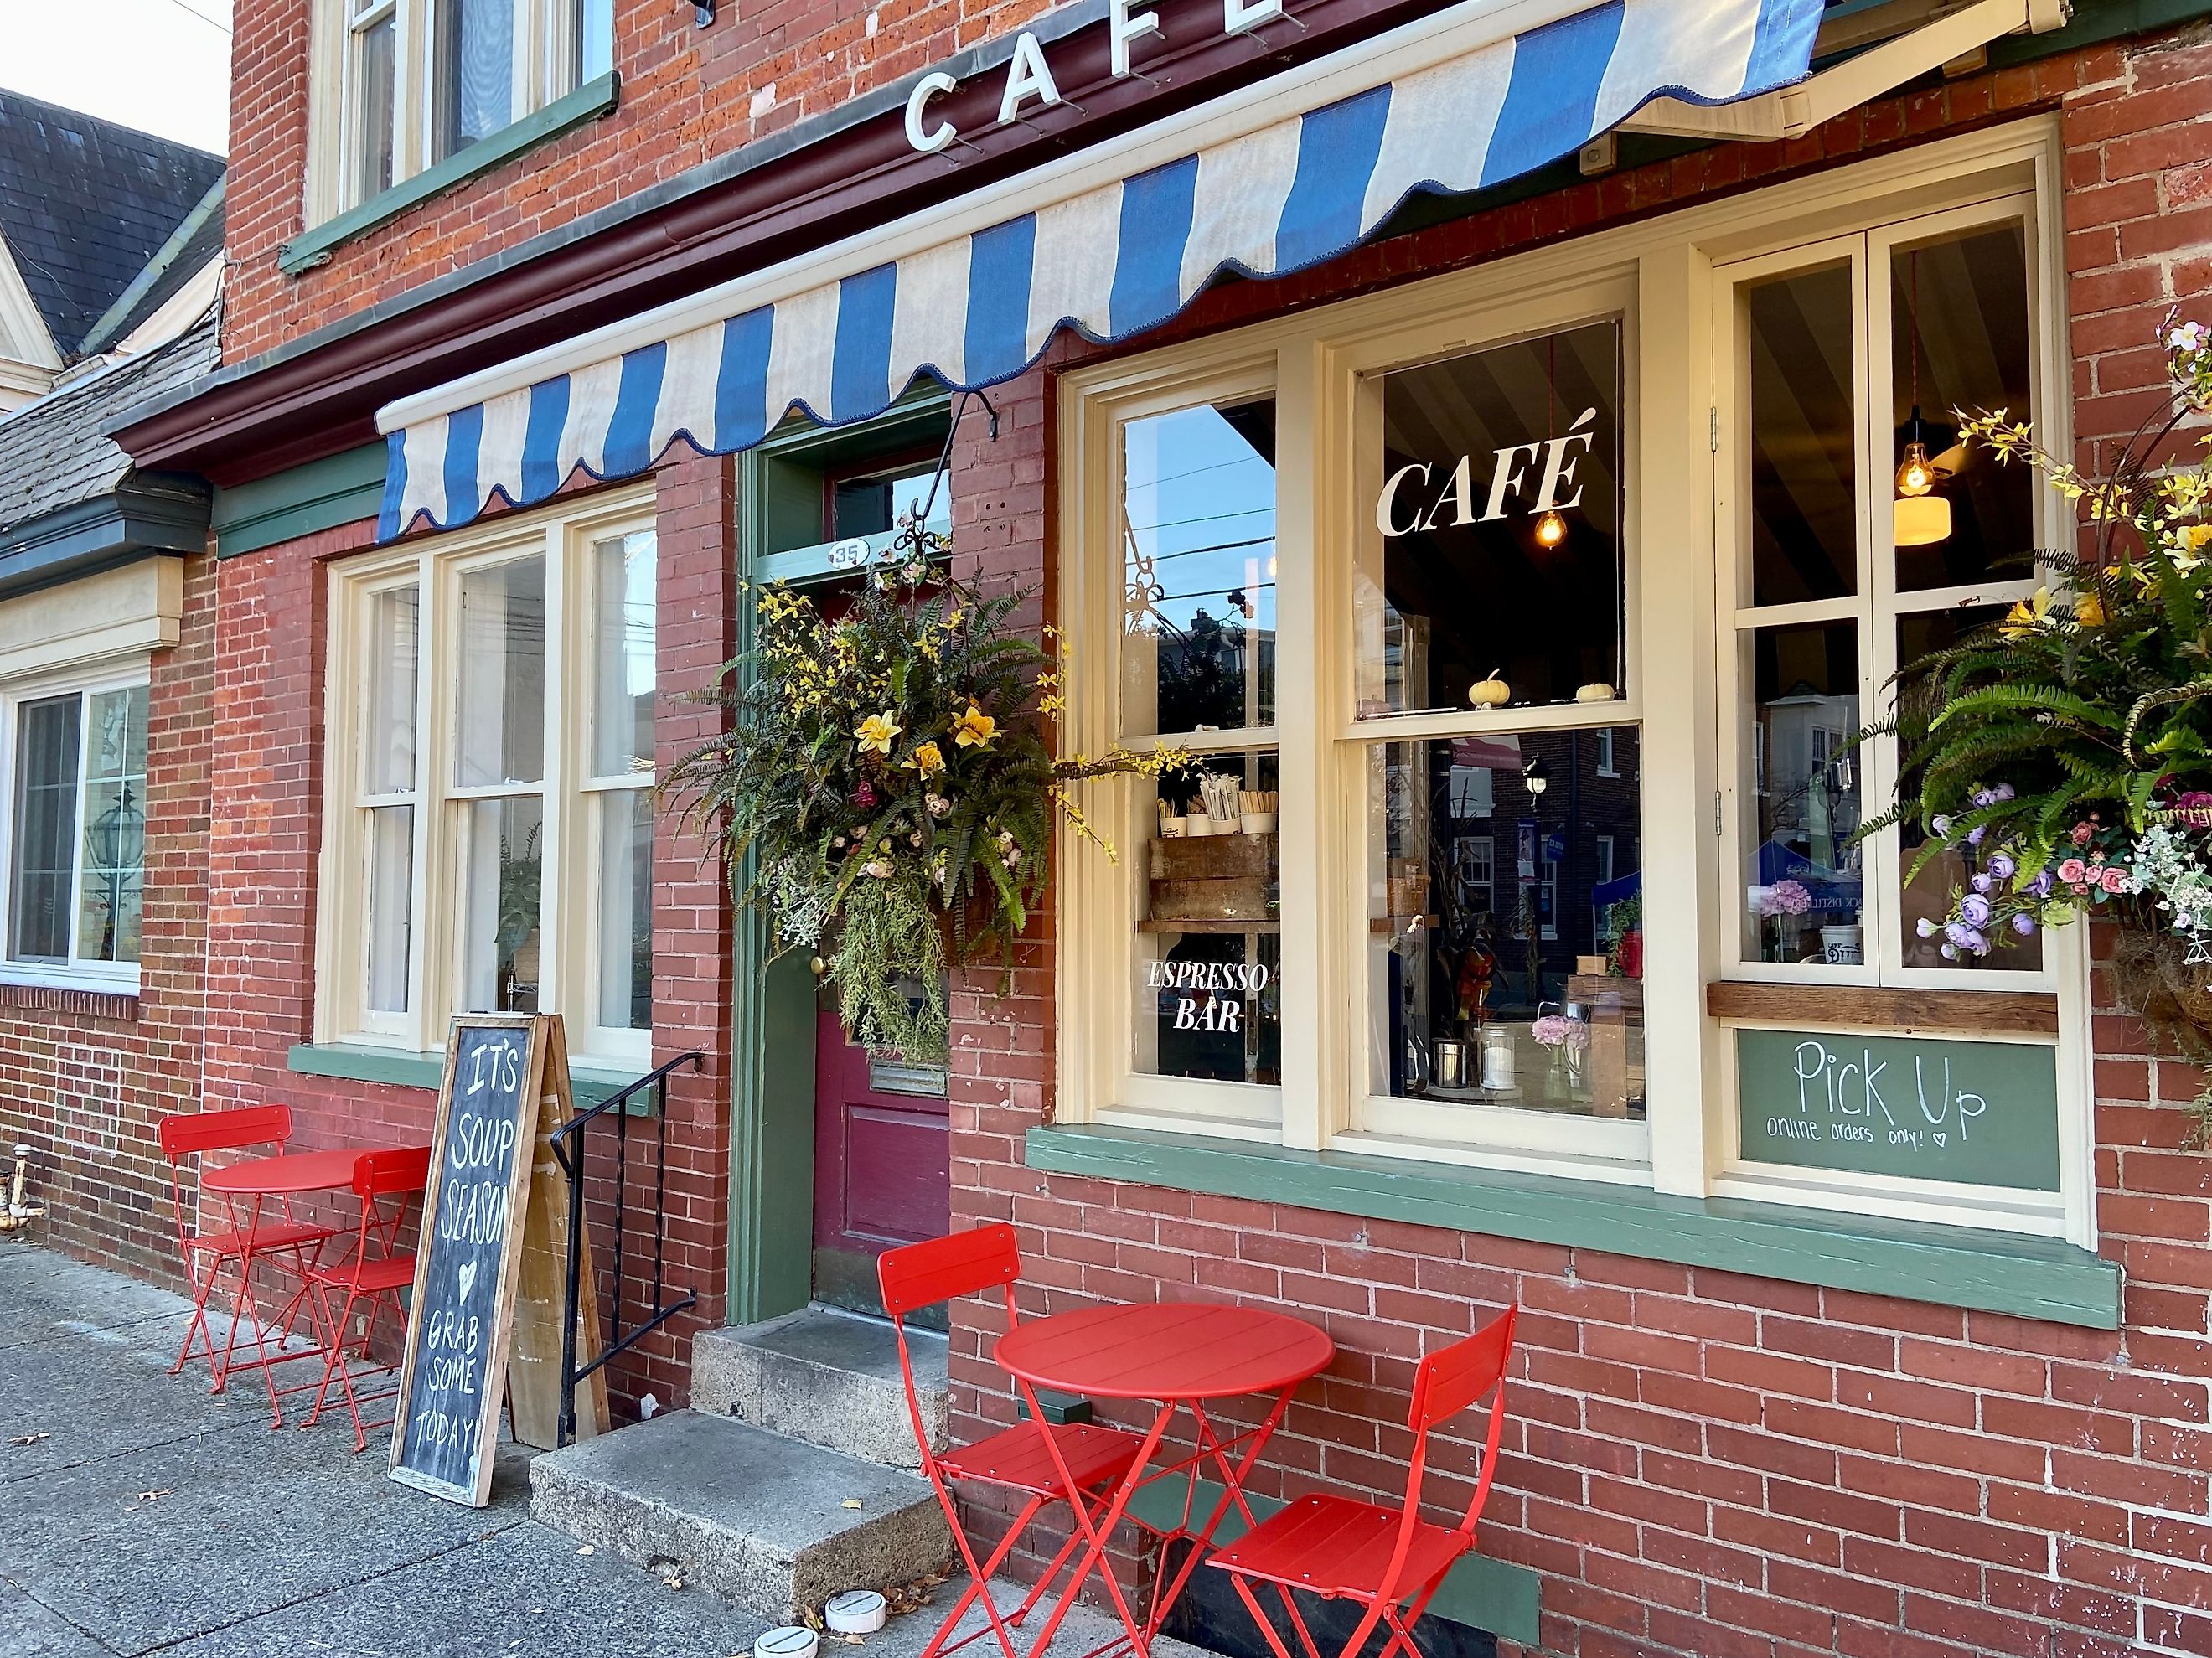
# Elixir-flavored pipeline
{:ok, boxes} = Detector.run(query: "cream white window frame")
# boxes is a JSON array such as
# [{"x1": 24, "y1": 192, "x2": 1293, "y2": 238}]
[
  {"x1": 1059, "y1": 118, "x2": 2093, "y2": 1247},
  {"x1": 308, "y1": 0, "x2": 597, "y2": 224},
  {"x1": 318, "y1": 488, "x2": 656, "y2": 1067},
  {"x1": 0, "y1": 664, "x2": 150, "y2": 994}
]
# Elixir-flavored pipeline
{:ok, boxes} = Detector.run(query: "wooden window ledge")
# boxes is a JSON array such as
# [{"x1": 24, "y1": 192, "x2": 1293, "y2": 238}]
[{"x1": 1706, "y1": 980, "x2": 2060, "y2": 1036}]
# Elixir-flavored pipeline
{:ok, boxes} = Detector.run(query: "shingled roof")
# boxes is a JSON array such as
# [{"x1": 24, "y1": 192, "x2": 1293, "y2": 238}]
[
  {"x1": 0, "y1": 90, "x2": 224, "y2": 361},
  {"x1": 0, "y1": 312, "x2": 217, "y2": 540}
]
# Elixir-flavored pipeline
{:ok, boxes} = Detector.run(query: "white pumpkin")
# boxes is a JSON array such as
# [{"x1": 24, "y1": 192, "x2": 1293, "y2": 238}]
[{"x1": 1469, "y1": 669, "x2": 1511, "y2": 708}]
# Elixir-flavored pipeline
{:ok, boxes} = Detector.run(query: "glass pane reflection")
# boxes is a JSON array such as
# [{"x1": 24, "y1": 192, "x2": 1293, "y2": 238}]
[
  {"x1": 1122, "y1": 400, "x2": 1277, "y2": 736},
  {"x1": 1743, "y1": 622, "x2": 1863, "y2": 964},
  {"x1": 1370, "y1": 732, "x2": 1645, "y2": 1118}
]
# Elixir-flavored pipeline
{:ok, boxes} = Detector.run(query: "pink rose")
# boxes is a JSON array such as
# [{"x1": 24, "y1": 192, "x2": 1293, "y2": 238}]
[
  {"x1": 2100, "y1": 866, "x2": 2131, "y2": 895},
  {"x1": 2057, "y1": 858, "x2": 2086, "y2": 883}
]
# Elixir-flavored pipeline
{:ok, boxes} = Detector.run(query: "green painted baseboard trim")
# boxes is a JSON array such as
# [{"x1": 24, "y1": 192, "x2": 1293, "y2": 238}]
[
  {"x1": 212, "y1": 444, "x2": 386, "y2": 558},
  {"x1": 287, "y1": 1041, "x2": 650, "y2": 1110},
  {"x1": 1024, "y1": 1124, "x2": 2122, "y2": 1330},
  {"x1": 1124, "y1": 1476, "x2": 1540, "y2": 1646},
  {"x1": 280, "y1": 73, "x2": 620, "y2": 274}
]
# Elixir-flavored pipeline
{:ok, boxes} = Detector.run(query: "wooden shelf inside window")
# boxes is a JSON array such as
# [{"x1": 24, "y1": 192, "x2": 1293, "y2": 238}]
[
  {"x1": 1138, "y1": 918, "x2": 1280, "y2": 935},
  {"x1": 1706, "y1": 980, "x2": 2060, "y2": 1036}
]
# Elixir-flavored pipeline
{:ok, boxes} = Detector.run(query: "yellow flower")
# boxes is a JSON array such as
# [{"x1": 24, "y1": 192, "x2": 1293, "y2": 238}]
[
  {"x1": 855, "y1": 711, "x2": 902, "y2": 756},
  {"x1": 1999, "y1": 586, "x2": 2054, "y2": 639},
  {"x1": 952, "y1": 705, "x2": 999, "y2": 749},
  {"x1": 2075, "y1": 589, "x2": 2106, "y2": 628},
  {"x1": 902, "y1": 741, "x2": 946, "y2": 777}
]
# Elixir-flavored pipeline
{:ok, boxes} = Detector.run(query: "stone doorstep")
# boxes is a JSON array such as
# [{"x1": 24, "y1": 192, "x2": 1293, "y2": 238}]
[
  {"x1": 527, "y1": 1407, "x2": 954, "y2": 1619},
  {"x1": 694, "y1": 1307, "x2": 948, "y2": 1473}
]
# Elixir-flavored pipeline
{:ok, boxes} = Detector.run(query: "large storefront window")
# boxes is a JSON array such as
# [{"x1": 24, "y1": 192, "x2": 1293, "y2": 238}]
[
  {"x1": 1058, "y1": 129, "x2": 2088, "y2": 1242},
  {"x1": 321, "y1": 493, "x2": 657, "y2": 1063}
]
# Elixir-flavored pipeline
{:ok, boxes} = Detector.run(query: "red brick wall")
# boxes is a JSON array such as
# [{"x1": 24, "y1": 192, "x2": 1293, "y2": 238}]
[
  {"x1": 222, "y1": 0, "x2": 1062, "y2": 364},
  {"x1": 194, "y1": 455, "x2": 739, "y2": 1411},
  {"x1": 939, "y1": 30, "x2": 2212, "y2": 1658},
  {"x1": 0, "y1": 552, "x2": 214, "y2": 1287}
]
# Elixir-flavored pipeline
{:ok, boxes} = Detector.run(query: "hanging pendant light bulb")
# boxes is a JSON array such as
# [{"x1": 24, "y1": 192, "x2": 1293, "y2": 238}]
[
  {"x1": 1534, "y1": 334, "x2": 1569, "y2": 551},
  {"x1": 1894, "y1": 252, "x2": 1951, "y2": 549},
  {"x1": 1534, "y1": 509, "x2": 1568, "y2": 548}
]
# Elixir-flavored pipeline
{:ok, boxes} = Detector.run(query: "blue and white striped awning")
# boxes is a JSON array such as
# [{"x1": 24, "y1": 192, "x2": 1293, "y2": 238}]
[{"x1": 378, "y1": 0, "x2": 1822, "y2": 540}]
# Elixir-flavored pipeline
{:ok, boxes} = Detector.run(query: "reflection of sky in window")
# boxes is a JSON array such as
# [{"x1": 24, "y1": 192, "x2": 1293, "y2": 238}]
[{"x1": 1123, "y1": 404, "x2": 1276, "y2": 731}]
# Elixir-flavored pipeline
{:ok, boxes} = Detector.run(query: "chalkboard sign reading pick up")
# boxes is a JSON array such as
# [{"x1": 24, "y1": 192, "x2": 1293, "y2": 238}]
[
  {"x1": 1735, "y1": 1028, "x2": 2061, "y2": 1193},
  {"x1": 389, "y1": 1014, "x2": 590, "y2": 1506}
]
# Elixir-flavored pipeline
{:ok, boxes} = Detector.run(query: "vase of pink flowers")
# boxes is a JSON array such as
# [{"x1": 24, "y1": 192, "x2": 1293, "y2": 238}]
[{"x1": 1754, "y1": 878, "x2": 1814, "y2": 963}]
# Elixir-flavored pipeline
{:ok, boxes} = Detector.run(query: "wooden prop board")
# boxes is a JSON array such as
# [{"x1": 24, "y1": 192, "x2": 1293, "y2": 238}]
[
  {"x1": 509, "y1": 1015, "x2": 608, "y2": 1450},
  {"x1": 388, "y1": 1014, "x2": 606, "y2": 1506}
]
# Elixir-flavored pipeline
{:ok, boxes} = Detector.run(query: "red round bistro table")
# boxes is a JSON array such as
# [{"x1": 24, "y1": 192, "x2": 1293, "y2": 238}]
[
  {"x1": 993, "y1": 1303, "x2": 1334, "y2": 1658},
  {"x1": 200, "y1": 1145, "x2": 426, "y2": 1426}
]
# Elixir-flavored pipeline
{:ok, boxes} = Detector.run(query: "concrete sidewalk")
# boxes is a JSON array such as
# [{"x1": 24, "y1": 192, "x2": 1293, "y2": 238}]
[{"x1": 0, "y1": 1242, "x2": 1201, "y2": 1658}]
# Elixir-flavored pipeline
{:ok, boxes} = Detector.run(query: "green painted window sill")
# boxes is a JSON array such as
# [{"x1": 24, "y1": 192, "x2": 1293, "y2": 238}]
[
  {"x1": 1124, "y1": 1476, "x2": 1539, "y2": 1646},
  {"x1": 1024, "y1": 1124, "x2": 2122, "y2": 1330},
  {"x1": 287, "y1": 1041, "x2": 652, "y2": 1111},
  {"x1": 280, "y1": 73, "x2": 620, "y2": 275}
]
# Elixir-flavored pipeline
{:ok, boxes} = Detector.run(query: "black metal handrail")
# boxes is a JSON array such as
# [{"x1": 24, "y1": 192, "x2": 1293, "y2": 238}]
[{"x1": 550, "y1": 1050, "x2": 705, "y2": 1448}]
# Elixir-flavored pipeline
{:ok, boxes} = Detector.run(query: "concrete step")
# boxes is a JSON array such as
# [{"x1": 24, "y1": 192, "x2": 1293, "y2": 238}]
[
  {"x1": 527, "y1": 1407, "x2": 953, "y2": 1619},
  {"x1": 693, "y1": 1306, "x2": 947, "y2": 1472}
]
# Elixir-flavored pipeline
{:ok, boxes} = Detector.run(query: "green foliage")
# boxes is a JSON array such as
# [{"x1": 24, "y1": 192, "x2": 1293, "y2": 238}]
[{"x1": 664, "y1": 517, "x2": 1181, "y2": 1058}]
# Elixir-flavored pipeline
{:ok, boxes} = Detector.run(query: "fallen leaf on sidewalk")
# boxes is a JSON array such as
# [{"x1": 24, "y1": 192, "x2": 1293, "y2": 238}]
[
  {"x1": 576, "y1": 1545, "x2": 596, "y2": 1555},
  {"x1": 840, "y1": 1499, "x2": 865, "y2": 1509},
  {"x1": 135, "y1": 1489, "x2": 172, "y2": 1502},
  {"x1": 8, "y1": 1433, "x2": 48, "y2": 1446}
]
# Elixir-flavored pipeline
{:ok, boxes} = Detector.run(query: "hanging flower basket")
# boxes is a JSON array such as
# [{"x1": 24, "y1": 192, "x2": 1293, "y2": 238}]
[
  {"x1": 1864, "y1": 312, "x2": 2212, "y2": 1138},
  {"x1": 665, "y1": 513, "x2": 1183, "y2": 1061}
]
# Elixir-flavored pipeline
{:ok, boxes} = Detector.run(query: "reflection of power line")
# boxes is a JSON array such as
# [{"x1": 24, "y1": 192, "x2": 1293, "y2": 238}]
[
  {"x1": 1124, "y1": 505, "x2": 1277, "y2": 535},
  {"x1": 1153, "y1": 585, "x2": 1273, "y2": 609},
  {"x1": 1127, "y1": 534, "x2": 1277, "y2": 563},
  {"x1": 1126, "y1": 452, "x2": 1271, "y2": 492}
]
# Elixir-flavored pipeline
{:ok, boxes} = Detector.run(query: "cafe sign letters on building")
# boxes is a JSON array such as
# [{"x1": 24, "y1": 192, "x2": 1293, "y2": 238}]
[
  {"x1": 903, "y1": 0, "x2": 1290, "y2": 152},
  {"x1": 1374, "y1": 407, "x2": 1600, "y2": 537}
]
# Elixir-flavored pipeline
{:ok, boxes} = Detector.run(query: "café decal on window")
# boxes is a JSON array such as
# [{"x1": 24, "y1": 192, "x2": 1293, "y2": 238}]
[{"x1": 1373, "y1": 405, "x2": 1600, "y2": 554}]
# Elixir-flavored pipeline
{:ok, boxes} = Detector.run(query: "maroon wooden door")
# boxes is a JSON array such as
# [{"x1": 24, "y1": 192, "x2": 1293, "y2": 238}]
[{"x1": 812, "y1": 1012, "x2": 950, "y2": 1320}]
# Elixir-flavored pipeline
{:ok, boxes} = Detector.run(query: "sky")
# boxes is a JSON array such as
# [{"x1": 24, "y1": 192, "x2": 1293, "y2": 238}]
[{"x1": 0, "y1": 0, "x2": 234, "y2": 156}]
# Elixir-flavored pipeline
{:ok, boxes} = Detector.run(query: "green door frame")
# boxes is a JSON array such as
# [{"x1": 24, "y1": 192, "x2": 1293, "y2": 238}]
[{"x1": 723, "y1": 393, "x2": 956, "y2": 1327}]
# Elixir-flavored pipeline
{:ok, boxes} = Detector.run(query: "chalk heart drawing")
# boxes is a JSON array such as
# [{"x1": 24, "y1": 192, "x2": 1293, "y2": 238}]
[{"x1": 457, "y1": 1261, "x2": 478, "y2": 1303}]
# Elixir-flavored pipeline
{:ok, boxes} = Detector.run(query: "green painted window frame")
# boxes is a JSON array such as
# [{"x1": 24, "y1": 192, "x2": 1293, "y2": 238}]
[
  {"x1": 1025, "y1": 1123, "x2": 2122, "y2": 1329},
  {"x1": 282, "y1": 72, "x2": 621, "y2": 276}
]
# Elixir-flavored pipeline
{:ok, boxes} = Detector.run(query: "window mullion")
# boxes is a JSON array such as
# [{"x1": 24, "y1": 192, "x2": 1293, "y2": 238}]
[
  {"x1": 1271, "y1": 339, "x2": 1327, "y2": 1152},
  {"x1": 541, "y1": 524, "x2": 570, "y2": 1033},
  {"x1": 411, "y1": 550, "x2": 442, "y2": 1049},
  {"x1": 65, "y1": 693, "x2": 90, "y2": 968}
]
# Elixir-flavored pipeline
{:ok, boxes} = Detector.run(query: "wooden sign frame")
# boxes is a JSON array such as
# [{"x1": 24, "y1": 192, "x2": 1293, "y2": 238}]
[{"x1": 388, "y1": 1012, "x2": 602, "y2": 1505}]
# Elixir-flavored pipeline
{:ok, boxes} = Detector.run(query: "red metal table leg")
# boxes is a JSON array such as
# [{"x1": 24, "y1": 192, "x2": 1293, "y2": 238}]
[
  {"x1": 1135, "y1": 1387, "x2": 1300, "y2": 1645},
  {"x1": 1015, "y1": 1383, "x2": 1177, "y2": 1658}
]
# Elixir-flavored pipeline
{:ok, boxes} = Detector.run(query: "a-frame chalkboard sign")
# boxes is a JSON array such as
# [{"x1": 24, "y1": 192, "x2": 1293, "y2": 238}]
[{"x1": 388, "y1": 1012, "x2": 604, "y2": 1506}]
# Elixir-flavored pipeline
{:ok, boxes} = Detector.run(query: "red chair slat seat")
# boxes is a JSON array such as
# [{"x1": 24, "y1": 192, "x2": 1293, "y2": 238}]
[
  {"x1": 302, "y1": 1145, "x2": 432, "y2": 1451},
  {"x1": 1207, "y1": 1304, "x2": 1519, "y2": 1658},
  {"x1": 880, "y1": 1225, "x2": 1157, "y2": 1658},
  {"x1": 157, "y1": 1106, "x2": 337, "y2": 1387}
]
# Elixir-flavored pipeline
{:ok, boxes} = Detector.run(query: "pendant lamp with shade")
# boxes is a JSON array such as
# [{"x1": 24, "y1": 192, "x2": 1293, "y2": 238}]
[
  {"x1": 1534, "y1": 333, "x2": 1569, "y2": 550},
  {"x1": 1895, "y1": 250, "x2": 1952, "y2": 549}
]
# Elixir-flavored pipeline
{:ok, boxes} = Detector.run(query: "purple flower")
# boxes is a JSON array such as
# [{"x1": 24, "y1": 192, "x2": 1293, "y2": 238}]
[
  {"x1": 1961, "y1": 894, "x2": 1992, "y2": 927},
  {"x1": 2012, "y1": 912, "x2": 2038, "y2": 937},
  {"x1": 2029, "y1": 870, "x2": 2055, "y2": 898},
  {"x1": 1961, "y1": 927, "x2": 1989, "y2": 954},
  {"x1": 1931, "y1": 814, "x2": 1953, "y2": 839},
  {"x1": 1966, "y1": 824, "x2": 1987, "y2": 847},
  {"x1": 1987, "y1": 853, "x2": 2017, "y2": 881},
  {"x1": 852, "y1": 780, "x2": 878, "y2": 809},
  {"x1": 1992, "y1": 783, "x2": 2015, "y2": 803},
  {"x1": 1940, "y1": 943, "x2": 1961, "y2": 960},
  {"x1": 1970, "y1": 873, "x2": 1993, "y2": 895},
  {"x1": 1972, "y1": 788, "x2": 1998, "y2": 808},
  {"x1": 1916, "y1": 918, "x2": 1936, "y2": 938},
  {"x1": 1945, "y1": 922, "x2": 1972, "y2": 946}
]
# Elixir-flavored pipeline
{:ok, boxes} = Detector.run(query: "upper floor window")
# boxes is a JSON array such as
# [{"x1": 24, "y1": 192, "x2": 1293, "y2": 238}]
[{"x1": 316, "y1": 0, "x2": 615, "y2": 220}]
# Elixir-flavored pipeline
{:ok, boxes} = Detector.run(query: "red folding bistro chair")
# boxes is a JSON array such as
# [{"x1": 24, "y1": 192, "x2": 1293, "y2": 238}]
[
  {"x1": 157, "y1": 1106, "x2": 335, "y2": 1388},
  {"x1": 304, "y1": 1145, "x2": 431, "y2": 1451},
  {"x1": 1207, "y1": 1304, "x2": 1519, "y2": 1658},
  {"x1": 881, "y1": 1225, "x2": 1156, "y2": 1658}
]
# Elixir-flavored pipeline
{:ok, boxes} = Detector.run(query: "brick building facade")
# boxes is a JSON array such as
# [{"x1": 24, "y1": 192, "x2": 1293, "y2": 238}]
[{"x1": 57, "y1": 0, "x2": 2212, "y2": 1655}]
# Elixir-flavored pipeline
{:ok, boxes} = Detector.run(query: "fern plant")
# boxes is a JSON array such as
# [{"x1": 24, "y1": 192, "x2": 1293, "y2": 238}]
[
  {"x1": 664, "y1": 514, "x2": 1184, "y2": 1059},
  {"x1": 1864, "y1": 313, "x2": 2212, "y2": 1133}
]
